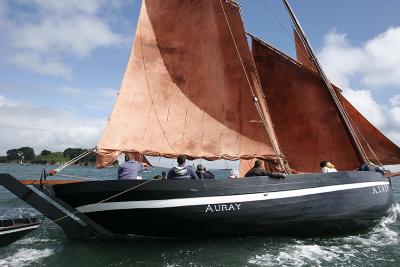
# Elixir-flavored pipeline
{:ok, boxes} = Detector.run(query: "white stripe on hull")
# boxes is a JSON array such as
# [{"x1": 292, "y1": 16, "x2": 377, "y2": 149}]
[
  {"x1": 77, "y1": 181, "x2": 390, "y2": 213},
  {"x1": 0, "y1": 224, "x2": 40, "y2": 235}
]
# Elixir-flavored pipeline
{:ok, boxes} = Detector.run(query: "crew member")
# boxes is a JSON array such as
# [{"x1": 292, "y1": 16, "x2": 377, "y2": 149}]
[
  {"x1": 167, "y1": 155, "x2": 199, "y2": 179},
  {"x1": 118, "y1": 153, "x2": 148, "y2": 180},
  {"x1": 245, "y1": 160, "x2": 285, "y2": 178}
]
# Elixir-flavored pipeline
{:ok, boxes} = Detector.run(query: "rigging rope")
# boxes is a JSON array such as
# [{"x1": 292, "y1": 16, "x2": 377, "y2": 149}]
[
  {"x1": 52, "y1": 178, "x2": 158, "y2": 223},
  {"x1": 281, "y1": 0, "x2": 371, "y2": 167},
  {"x1": 51, "y1": 173, "x2": 101, "y2": 181},
  {"x1": 350, "y1": 117, "x2": 383, "y2": 166},
  {"x1": 260, "y1": 0, "x2": 378, "y2": 168},
  {"x1": 50, "y1": 148, "x2": 95, "y2": 175},
  {"x1": 259, "y1": 0, "x2": 318, "y2": 70}
]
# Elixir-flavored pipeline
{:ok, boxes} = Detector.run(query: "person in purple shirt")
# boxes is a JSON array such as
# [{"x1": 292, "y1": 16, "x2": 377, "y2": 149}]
[{"x1": 118, "y1": 153, "x2": 148, "y2": 180}]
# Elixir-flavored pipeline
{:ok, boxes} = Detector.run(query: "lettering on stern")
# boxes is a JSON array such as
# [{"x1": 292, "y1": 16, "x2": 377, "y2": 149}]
[
  {"x1": 372, "y1": 184, "x2": 390, "y2": 194},
  {"x1": 205, "y1": 203, "x2": 241, "y2": 213}
]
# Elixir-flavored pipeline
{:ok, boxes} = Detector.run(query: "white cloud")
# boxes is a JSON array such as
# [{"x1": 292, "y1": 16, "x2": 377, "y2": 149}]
[
  {"x1": 0, "y1": 95, "x2": 106, "y2": 155},
  {"x1": 319, "y1": 27, "x2": 400, "y2": 89},
  {"x1": 318, "y1": 31, "x2": 365, "y2": 88},
  {"x1": 343, "y1": 89, "x2": 386, "y2": 128},
  {"x1": 389, "y1": 95, "x2": 400, "y2": 126},
  {"x1": 390, "y1": 95, "x2": 400, "y2": 107},
  {"x1": 0, "y1": 1, "x2": 6, "y2": 27},
  {"x1": 58, "y1": 86, "x2": 118, "y2": 102},
  {"x1": 8, "y1": 51, "x2": 71, "y2": 78},
  {"x1": 2, "y1": 0, "x2": 127, "y2": 78},
  {"x1": 362, "y1": 27, "x2": 400, "y2": 87},
  {"x1": 24, "y1": 0, "x2": 102, "y2": 15},
  {"x1": 59, "y1": 86, "x2": 86, "y2": 99},
  {"x1": 99, "y1": 88, "x2": 118, "y2": 98},
  {"x1": 318, "y1": 27, "x2": 400, "y2": 147},
  {"x1": 11, "y1": 16, "x2": 122, "y2": 58}
]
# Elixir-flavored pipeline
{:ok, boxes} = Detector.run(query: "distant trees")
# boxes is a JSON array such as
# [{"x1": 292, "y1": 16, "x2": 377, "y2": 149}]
[
  {"x1": 19, "y1": 147, "x2": 35, "y2": 160},
  {"x1": 63, "y1": 148, "x2": 86, "y2": 161},
  {"x1": 63, "y1": 148, "x2": 96, "y2": 164},
  {"x1": 40, "y1": 150, "x2": 52, "y2": 157},
  {"x1": 6, "y1": 147, "x2": 35, "y2": 161},
  {"x1": 2, "y1": 147, "x2": 96, "y2": 165},
  {"x1": 6, "y1": 149, "x2": 20, "y2": 161},
  {"x1": 33, "y1": 152, "x2": 68, "y2": 164}
]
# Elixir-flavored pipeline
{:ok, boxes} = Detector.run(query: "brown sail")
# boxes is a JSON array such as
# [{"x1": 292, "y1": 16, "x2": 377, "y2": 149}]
[
  {"x1": 252, "y1": 36, "x2": 400, "y2": 172},
  {"x1": 96, "y1": 0, "x2": 280, "y2": 167},
  {"x1": 252, "y1": 37, "x2": 360, "y2": 172},
  {"x1": 294, "y1": 31, "x2": 400, "y2": 166},
  {"x1": 294, "y1": 30, "x2": 316, "y2": 71}
]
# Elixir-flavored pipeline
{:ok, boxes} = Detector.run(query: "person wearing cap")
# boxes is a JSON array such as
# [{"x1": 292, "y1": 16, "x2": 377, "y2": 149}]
[{"x1": 320, "y1": 161, "x2": 338, "y2": 173}]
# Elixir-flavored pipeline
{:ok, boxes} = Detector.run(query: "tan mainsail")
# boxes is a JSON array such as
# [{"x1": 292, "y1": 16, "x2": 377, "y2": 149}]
[
  {"x1": 96, "y1": 0, "x2": 280, "y2": 167},
  {"x1": 252, "y1": 37, "x2": 400, "y2": 172}
]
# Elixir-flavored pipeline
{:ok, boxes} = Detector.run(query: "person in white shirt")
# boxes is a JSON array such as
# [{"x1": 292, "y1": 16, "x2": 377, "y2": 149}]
[
  {"x1": 320, "y1": 161, "x2": 338, "y2": 173},
  {"x1": 227, "y1": 168, "x2": 240, "y2": 179}
]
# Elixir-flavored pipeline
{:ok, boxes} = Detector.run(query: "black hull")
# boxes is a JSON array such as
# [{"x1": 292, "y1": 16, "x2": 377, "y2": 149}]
[{"x1": 52, "y1": 172, "x2": 393, "y2": 237}]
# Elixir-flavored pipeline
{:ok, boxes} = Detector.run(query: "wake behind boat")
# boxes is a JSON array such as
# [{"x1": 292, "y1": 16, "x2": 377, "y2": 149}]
[{"x1": 1, "y1": 0, "x2": 400, "y2": 239}]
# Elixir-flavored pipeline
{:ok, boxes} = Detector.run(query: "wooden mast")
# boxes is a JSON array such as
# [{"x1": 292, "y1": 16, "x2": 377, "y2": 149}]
[
  {"x1": 281, "y1": 0, "x2": 369, "y2": 166},
  {"x1": 231, "y1": 0, "x2": 290, "y2": 173}
]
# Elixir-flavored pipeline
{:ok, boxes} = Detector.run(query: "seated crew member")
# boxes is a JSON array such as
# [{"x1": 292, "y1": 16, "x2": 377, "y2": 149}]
[
  {"x1": 245, "y1": 160, "x2": 285, "y2": 178},
  {"x1": 320, "y1": 161, "x2": 338, "y2": 173},
  {"x1": 196, "y1": 164, "x2": 215, "y2": 179},
  {"x1": 167, "y1": 155, "x2": 199, "y2": 179},
  {"x1": 359, "y1": 161, "x2": 385, "y2": 175},
  {"x1": 227, "y1": 168, "x2": 240, "y2": 179},
  {"x1": 118, "y1": 153, "x2": 148, "y2": 180}
]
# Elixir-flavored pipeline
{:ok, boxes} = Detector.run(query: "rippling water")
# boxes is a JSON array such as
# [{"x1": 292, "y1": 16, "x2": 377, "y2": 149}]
[{"x1": 1, "y1": 163, "x2": 400, "y2": 266}]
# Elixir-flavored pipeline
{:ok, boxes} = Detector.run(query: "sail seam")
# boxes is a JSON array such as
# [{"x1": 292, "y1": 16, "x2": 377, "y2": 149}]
[{"x1": 138, "y1": 5, "x2": 176, "y2": 154}]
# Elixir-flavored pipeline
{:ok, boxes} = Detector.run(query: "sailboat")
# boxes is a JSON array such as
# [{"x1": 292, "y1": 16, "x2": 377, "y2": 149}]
[{"x1": 2, "y1": 0, "x2": 400, "y2": 238}]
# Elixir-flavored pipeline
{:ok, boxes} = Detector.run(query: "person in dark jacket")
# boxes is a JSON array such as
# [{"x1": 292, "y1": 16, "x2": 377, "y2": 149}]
[
  {"x1": 167, "y1": 155, "x2": 199, "y2": 179},
  {"x1": 359, "y1": 161, "x2": 385, "y2": 175},
  {"x1": 196, "y1": 164, "x2": 215, "y2": 179},
  {"x1": 245, "y1": 160, "x2": 285, "y2": 178}
]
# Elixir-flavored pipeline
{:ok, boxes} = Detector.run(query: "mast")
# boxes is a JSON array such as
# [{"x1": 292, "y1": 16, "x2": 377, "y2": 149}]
[
  {"x1": 281, "y1": 0, "x2": 369, "y2": 165},
  {"x1": 228, "y1": 0, "x2": 290, "y2": 173}
]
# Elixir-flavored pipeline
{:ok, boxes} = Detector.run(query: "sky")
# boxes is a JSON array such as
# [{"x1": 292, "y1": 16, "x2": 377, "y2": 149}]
[{"x1": 0, "y1": 0, "x2": 399, "y2": 168}]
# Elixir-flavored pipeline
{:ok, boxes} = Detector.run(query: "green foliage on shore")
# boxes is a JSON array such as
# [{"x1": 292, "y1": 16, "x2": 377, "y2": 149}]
[
  {"x1": 32, "y1": 152, "x2": 68, "y2": 164},
  {"x1": 2, "y1": 147, "x2": 96, "y2": 165},
  {"x1": 7, "y1": 147, "x2": 35, "y2": 161}
]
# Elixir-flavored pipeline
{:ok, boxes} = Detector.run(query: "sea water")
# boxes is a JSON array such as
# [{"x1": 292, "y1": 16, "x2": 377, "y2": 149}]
[{"x1": 1, "y1": 163, "x2": 400, "y2": 267}]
